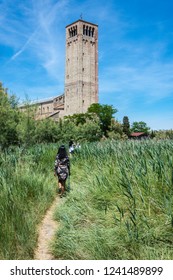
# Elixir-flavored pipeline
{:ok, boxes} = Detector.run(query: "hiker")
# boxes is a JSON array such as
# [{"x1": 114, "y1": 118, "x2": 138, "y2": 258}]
[
  {"x1": 54, "y1": 145, "x2": 70, "y2": 198},
  {"x1": 69, "y1": 139, "x2": 75, "y2": 155}
]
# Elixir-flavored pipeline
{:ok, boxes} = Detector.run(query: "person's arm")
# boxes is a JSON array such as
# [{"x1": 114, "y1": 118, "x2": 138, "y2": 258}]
[
  {"x1": 67, "y1": 157, "x2": 70, "y2": 175},
  {"x1": 54, "y1": 157, "x2": 58, "y2": 176}
]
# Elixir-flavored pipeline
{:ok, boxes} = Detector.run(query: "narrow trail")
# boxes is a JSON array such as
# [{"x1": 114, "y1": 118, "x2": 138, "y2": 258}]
[{"x1": 34, "y1": 196, "x2": 60, "y2": 260}]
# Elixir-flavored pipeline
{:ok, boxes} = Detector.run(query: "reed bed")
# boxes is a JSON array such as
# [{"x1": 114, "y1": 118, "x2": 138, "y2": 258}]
[
  {"x1": 52, "y1": 139, "x2": 173, "y2": 259},
  {"x1": 0, "y1": 144, "x2": 58, "y2": 259}
]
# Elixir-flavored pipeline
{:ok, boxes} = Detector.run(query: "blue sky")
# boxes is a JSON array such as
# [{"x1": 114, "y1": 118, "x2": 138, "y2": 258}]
[{"x1": 0, "y1": 0, "x2": 173, "y2": 130}]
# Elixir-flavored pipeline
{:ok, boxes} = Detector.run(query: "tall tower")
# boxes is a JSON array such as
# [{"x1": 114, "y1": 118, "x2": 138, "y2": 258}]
[{"x1": 64, "y1": 19, "x2": 98, "y2": 115}]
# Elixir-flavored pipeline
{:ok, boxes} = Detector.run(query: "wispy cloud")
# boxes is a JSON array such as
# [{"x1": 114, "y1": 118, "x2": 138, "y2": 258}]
[
  {"x1": 1, "y1": 0, "x2": 173, "y2": 129},
  {"x1": 100, "y1": 35, "x2": 173, "y2": 105},
  {"x1": 1, "y1": 0, "x2": 69, "y2": 80},
  {"x1": 100, "y1": 62, "x2": 173, "y2": 117},
  {"x1": 9, "y1": 28, "x2": 39, "y2": 61}
]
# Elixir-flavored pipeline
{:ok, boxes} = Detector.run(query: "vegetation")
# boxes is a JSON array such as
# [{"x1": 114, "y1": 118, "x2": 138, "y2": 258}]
[
  {"x1": 1, "y1": 81, "x2": 173, "y2": 260},
  {"x1": 87, "y1": 103, "x2": 117, "y2": 136},
  {"x1": 1, "y1": 82, "x2": 173, "y2": 148},
  {"x1": 0, "y1": 82, "x2": 20, "y2": 149},
  {"x1": 154, "y1": 130, "x2": 173, "y2": 140},
  {"x1": 52, "y1": 140, "x2": 173, "y2": 260},
  {"x1": 0, "y1": 144, "x2": 58, "y2": 259},
  {"x1": 131, "y1": 121, "x2": 150, "y2": 134},
  {"x1": 123, "y1": 116, "x2": 130, "y2": 136},
  {"x1": 0, "y1": 82, "x2": 117, "y2": 147}
]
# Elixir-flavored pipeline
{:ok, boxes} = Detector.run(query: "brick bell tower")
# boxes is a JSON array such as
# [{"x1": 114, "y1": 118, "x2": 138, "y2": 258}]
[{"x1": 64, "y1": 19, "x2": 98, "y2": 115}]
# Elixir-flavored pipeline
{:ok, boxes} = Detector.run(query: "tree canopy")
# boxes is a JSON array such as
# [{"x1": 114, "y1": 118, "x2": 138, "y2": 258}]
[
  {"x1": 87, "y1": 103, "x2": 117, "y2": 135},
  {"x1": 2, "y1": 81, "x2": 172, "y2": 148},
  {"x1": 0, "y1": 82, "x2": 20, "y2": 148},
  {"x1": 131, "y1": 121, "x2": 150, "y2": 134},
  {"x1": 122, "y1": 116, "x2": 130, "y2": 136}
]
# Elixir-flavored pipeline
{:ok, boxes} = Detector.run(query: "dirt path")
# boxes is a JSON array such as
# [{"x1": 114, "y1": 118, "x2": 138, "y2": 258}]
[{"x1": 34, "y1": 196, "x2": 59, "y2": 260}]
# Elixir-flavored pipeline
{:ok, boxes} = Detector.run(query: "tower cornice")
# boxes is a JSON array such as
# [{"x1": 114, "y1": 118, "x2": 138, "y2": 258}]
[{"x1": 66, "y1": 19, "x2": 98, "y2": 28}]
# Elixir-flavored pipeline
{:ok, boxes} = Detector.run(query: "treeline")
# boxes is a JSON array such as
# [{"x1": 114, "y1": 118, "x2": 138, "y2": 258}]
[
  {"x1": 0, "y1": 82, "x2": 173, "y2": 149},
  {"x1": 0, "y1": 82, "x2": 123, "y2": 149}
]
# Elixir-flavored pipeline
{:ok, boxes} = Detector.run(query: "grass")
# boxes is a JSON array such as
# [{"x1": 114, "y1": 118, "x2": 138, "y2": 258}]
[
  {"x1": 52, "y1": 139, "x2": 173, "y2": 259},
  {"x1": 1, "y1": 139, "x2": 173, "y2": 260},
  {"x1": 0, "y1": 144, "x2": 58, "y2": 259}
]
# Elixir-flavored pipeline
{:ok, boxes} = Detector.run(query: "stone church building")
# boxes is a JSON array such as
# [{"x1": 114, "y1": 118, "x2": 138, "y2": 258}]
[{"x1": 20, "y1": 19, "x2": 98, "y2": 120}]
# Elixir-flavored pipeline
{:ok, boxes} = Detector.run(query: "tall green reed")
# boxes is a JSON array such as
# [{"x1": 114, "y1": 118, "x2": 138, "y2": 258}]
[
  {"x1": 52, "y1": 139, "x2": 173, "y2": 259},
  {"x1": 0, "y1": 144, "x2": 58, "y2": 259}
]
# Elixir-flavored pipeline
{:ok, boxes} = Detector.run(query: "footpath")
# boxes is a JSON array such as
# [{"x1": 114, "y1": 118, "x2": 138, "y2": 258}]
[{"x1": 34, "y1": 196, "x2": 59, "y2": 260}]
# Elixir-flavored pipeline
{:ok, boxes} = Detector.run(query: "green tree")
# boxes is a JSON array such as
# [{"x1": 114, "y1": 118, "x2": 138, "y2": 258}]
[
  {"x1": 122, "y1": 116, "x2": 130, "y2": 136},
  {"x1": 64, "y1": 113, "x2": 87, "y2": 125},
  {"x1": 59, "y1": 118, "x2": 78, "y2": 142},
  {"x1": 131, "y1": 121, "x2": 150, "y2": 134},
  {"x1": 77, "y1": 119, "x2": 102, "y2": 142},
  {"x1": 34, "y1": 119, "x2": 61, "y2": 143},
  {"x1": 16, "y1": 103, "x2": 36, "y2": 146},
  {"x1": 87, "y1": 103, "x2": 117, "y2": 135},
  {"x1": 108, "y1": 119, "x2": 128, "y2": 140},
  {"x1": 0, "y1": 82, "x2": 20, "y2": 149},
  {"x1": 150, "y1": 130, "x2": 156, "y2": 139}
]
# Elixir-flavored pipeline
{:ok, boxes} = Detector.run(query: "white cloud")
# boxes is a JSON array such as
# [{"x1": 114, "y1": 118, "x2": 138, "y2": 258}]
[
  {"x1": 1, "y1": 0, "x2": 69, "y2": 81},
  {"x1": 100, "y1": 33, "x2": 173, "y2": 108}
]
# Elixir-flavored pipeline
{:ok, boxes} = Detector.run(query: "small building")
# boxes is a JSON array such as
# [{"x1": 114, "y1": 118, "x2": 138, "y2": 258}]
[{"x1": 129, "y1": 132, "x2": 149, "y2": 139}]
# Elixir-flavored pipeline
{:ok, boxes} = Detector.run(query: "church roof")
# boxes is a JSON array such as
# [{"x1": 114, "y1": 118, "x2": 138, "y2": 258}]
[{"x1": 19, "y1": 94, "x2": 64, "y2": 107}]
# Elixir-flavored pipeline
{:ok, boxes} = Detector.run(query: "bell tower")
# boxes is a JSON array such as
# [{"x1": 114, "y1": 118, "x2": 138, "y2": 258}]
[{"x1": 64, "y1": 19, "x2": 98, "y2": 115}]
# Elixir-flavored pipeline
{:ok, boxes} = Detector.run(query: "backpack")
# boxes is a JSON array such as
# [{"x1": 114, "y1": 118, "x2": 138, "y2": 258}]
[{"x1": 55, "y1": 156, "x2": 69, "y2": 180}]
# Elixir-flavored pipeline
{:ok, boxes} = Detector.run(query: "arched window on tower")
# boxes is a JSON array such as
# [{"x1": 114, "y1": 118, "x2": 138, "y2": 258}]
[
  {"x1": 83, "y1": 25, "x2": 86, "y2": 35},
  {"x1": 69, "y1": 26, "x2": 78, "y2": 37},
  {"x1": 91, "y1": 28, "x2": 94, "y2": 37},
  {"x1": 74, "y1": 25, "x2": 77, "y2": 35},
  {"x1": 89, "y1": 27, "x2": 91, "y2": 36},
  {"x1": 83, "y1": 24, "x2": 94, "y2": 37}
]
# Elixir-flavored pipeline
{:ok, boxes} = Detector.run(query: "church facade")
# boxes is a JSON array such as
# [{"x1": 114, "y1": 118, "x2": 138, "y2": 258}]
[{"x1": 20, "y1": 19, "x2": 98, "y2": 120}]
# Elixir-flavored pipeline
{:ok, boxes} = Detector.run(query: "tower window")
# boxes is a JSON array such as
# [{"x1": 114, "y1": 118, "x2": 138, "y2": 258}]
[
  {"x1": 91, "y1": 28, "x2": 94, "y2": 37},
  {"x1": 69, "y1": 25, "x2": 77, "y2": 37},
  {"x1": 83, "y1": 25, "x2": 94, "y2": 37},
  {"x1": 83, "y1": 25, "x2": 86, "y2": 35}
]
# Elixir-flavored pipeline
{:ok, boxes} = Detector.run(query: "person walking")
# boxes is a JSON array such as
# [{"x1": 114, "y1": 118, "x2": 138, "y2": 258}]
[
  {"x1": 54, "y1": 145, "x2": 70, "y2": 198},
  {"x1": 69, "y1": 139, "x2": 75, "y2": 155}
]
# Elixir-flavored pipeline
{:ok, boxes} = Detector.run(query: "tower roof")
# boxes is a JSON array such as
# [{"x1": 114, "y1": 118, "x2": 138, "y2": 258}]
[{"x1": 66, "y1": 19, "x2": 98, "y2": 28}]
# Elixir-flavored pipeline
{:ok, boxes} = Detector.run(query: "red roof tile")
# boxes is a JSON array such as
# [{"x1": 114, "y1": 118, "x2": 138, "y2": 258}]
[{"x1": 130, "y1": 132, "x2": 146, "y2": 137}]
